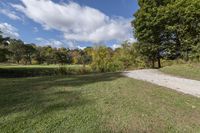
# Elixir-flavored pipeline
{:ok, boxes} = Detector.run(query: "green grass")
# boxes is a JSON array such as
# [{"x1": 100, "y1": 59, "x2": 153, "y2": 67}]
[
  {"x1": 0, "y1": 64, "x2": 91, "y2": 77},
  {"x1": 1, "y1": 73, "x2": 200, "y2": 132},
  {"x1": 160, "y1": 63, "x2": 200, "y2": 80},
  {"x1": 0, "y1": 64, "x2": 83, "y2": 68}
]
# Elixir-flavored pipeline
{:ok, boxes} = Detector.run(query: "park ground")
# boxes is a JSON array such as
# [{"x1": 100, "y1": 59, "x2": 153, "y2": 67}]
[
  {"x1": 160, "y1": 63, "x2": 200, "y2": 81},
  {"x1": 0, "y1": 64, "x2": 200, "y2": 132}
]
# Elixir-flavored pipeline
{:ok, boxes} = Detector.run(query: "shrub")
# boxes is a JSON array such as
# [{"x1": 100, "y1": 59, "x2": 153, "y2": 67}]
[
  {"x1": 57, "y1": 66, "x2": 92, "y2": 75},
  {"x1": 107, "y1": 61, "x2": 124, "y2": 72}
]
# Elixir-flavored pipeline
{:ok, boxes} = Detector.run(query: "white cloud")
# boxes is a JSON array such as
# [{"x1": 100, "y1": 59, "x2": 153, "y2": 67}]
[
  {"x1": 0, "y1": 23, "x2": 19, "y2": 38},
  {"x1": 36, "y1": 37, "x2": 88, "y2": 49},
  {"x1": 35, "y1": 37, "x2": 64, "y2": 48},
  {"x1": 12, "y1": 0, "x2": 133, "y2": 43},
  {"x1": 111, "y1": 44, "x2": 121, "y2": 50},
  {"x1": 0, "y1": 9, "x2": 21, "y2": 20},
  {"x1": 127, "y1": 37, "x2": 137, "y2": 43},
  {"x1": 77, "y1": 46, "x2": 86, "y2": 50}
]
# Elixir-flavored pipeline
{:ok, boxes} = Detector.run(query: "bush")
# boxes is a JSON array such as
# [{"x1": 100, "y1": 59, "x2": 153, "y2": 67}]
[
  {"x1": 57, "y1": 66, "x2": 92, "y2": 75},
  {"x1": 107, "y1": 61, "x2": 124, "y2": 72}
]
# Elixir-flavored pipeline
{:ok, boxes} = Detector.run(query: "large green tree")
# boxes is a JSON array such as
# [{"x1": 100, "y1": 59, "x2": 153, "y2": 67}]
[
  {"x1": 133, "y1": 0, "x2": 168, "y2": 68},
  {"x1": 164, "y1": 0, "x2": 200, "y2": 61},
  {"x1": 133, "y1": 0, "x2": 200, "y2": 67}
]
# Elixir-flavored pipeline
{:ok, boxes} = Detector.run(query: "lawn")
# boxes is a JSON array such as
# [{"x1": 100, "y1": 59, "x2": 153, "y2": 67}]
[
  {"x1": 160, "y1": 64, "x2": 200, "y2": 81},
  {"x1": 0, "y1": 64, "x2": 83, "y2": 68},
  {"x1": 1, "y1": 73, "x2": 200, "y2": 132},
  {"x1": 0, "y1": 64, "x2": 91, "y2": 77}
]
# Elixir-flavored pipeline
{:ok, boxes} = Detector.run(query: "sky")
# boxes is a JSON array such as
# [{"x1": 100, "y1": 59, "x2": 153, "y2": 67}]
[{"x1": 0, "y1": 0, "x2": 139, "y2": 49}]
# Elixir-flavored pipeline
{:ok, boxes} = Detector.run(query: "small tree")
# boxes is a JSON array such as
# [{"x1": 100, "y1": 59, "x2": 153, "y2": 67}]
[
  {"x1": 8, "y1": 39, "x2": 25, "y2": 64},
  {"x1": 22, "y1": 44, "x2": 36, "y2": 64},
  {"x1": 91, "y1": 46, "x2": 112, "y2": 72}
]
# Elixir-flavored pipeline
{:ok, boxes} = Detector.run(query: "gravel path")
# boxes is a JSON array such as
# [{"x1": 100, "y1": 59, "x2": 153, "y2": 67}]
[{"x1": 124, "y1": 69, "x2": 200, "y2": 97}]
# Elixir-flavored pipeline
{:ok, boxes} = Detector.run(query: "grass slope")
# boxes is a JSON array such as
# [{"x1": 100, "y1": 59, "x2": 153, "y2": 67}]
[
  {"x1": 160, "y1": 64, "x2": 200, "y2": 80},
  {"x1": 1, "y1": 73, "x2": 200, "y2": 132}
]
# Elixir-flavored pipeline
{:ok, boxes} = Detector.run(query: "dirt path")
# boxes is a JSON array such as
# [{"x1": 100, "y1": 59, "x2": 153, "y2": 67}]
[{"x1": 124, "y1": 69, "x2": 200, "y2": 97}]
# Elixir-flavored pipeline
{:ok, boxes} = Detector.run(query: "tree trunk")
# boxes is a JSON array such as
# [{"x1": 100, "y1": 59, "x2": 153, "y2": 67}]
[
  {"x1": 197, "y1": 56, "x2": 200, "y2": 62},
  {"x1": 29, "y1": 59, "x2": 32, "y2": 65},
  {"x1": 157, "y1": 57, "x2": 161, "y2": 68},
  {"x1": 186, "y1": 50, "x2": 189, "y2": 62},
  {"x1": 151, "y1": 59, "x2": 155, "y2": 68}
]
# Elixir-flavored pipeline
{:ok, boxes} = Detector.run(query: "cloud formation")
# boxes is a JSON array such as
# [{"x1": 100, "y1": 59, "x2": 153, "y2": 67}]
[
  {"x1": 111, "y1": 44, "x2": 121, "y2": 50},
  {"x1": 12, "y1": 0, "x2": 132, "y2": 43},
  {"x1": 0, "y1": 23, "x2": 19, "y2": 38},
  {"x1": 35, "y1": 37, "x2": 88, "y2": 49},
  {"x1": 0, "y1": 9, "x2": 21, "y2": 20},
  {"x1": 35, "y1": 37, "x2": 64, "y2": 48}
]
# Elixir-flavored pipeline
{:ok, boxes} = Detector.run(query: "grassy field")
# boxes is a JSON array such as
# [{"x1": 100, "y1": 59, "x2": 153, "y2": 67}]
[
  {"x1": 160, "y1": 64, "x2": 200, "y2": 81},
  {"x1": 0, "y1": 64, "x2": 83, "y2": 68},
  {"x1": 1, "y1": 73, "x2": 200, "y2": 132},
  {"x1": 0, "y1": 64, "x2": 91, "y2": 77}
]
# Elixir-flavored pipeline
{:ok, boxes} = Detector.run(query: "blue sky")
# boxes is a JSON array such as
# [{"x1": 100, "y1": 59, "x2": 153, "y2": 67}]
[{"x1": 0, "y1": 0, "x2": 139, "y2": 49}]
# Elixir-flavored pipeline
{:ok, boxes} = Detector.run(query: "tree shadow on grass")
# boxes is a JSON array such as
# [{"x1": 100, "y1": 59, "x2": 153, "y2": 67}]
[
  {"x1": 52, "y1": 72, "x2": 123, "y2": 87},
  {"x1": 0, "y1": 72, "x2": 123, "y2": 119},
  {"x1": 0, "y1": 89, "x2": 87, "y2": 117}
]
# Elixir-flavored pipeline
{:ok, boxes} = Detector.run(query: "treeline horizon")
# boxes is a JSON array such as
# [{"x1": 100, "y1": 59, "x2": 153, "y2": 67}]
[
  {"x1": 1, "y1": 0, "x2": 200, "y2": 72},
  {"x1": 0, "y1": 33, "x2": 141, "y2": 72},
  {"x1": 0, "y1": 35, "x2": 92, "y2": 65}
]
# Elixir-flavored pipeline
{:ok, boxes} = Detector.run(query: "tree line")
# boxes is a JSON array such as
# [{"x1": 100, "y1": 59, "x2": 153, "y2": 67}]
[
  {"x1": 1, "y1": 0, "x2": 199, "y2": 71},
  {"x1": 0, "y1": 35, "x2": 90, "y2": 65},
  {"x1": 133, "y1": 0, "x2": 200, "y2": 68},
  {"x1": 0, "y1": 33, "x2": 143, "y2": 72}
]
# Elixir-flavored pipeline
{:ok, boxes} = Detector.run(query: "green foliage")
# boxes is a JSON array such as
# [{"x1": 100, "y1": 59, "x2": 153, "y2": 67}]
[
  {"x1": 133, "y1": 0, "x2": 200, "y2": 67},
  {"x1": 1, "y1": 0, "x2": 200, "y2": 70},
  {"x1": 163, "y1": 0, "x2": 200, "y2": 61},
  {"x1": 0, "y1": 48, "x2": 10, "y2": 62},
  {"x1": 114, "y1": 42, "x2": 133, "y2": 69},
  {"x1": 91, "y1": 46, "x2": 112, "y2": 72},
  {"x1": 0, "y1": 32, "x2": 10, "y2": 62},
  {"x1": 90, "y1": 42, "x2": 146, "y2": 72},
  {"x1": 22, "y1": 44, "x2": 36, "y2": 64},
  {"x1": 57, "y1": 65, "x2": 92, "y2": 75},
  {"x1": 133, "y1": 0, "x2": 169, "y2": 68},
  {"x1": 118, "y1": 42, "x2": 146, "y2": 68},
  {"x1": 53, "y1": 48, "x2": 69, "y2": 64},
  {"x1": 8, "y1": 39, "x2": 25, "y2": 63},
  {"x1": 0, "y1": 31, "x2": 146, "y2": 71}
]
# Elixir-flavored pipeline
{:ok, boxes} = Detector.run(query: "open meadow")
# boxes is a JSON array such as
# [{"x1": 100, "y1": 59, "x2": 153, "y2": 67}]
[
  {"x1": 1, "y1": 70, "x2": 200, "y2": 132},
  {"x1": 1, "y1": 0, "x2": 200, "y2": 132}
]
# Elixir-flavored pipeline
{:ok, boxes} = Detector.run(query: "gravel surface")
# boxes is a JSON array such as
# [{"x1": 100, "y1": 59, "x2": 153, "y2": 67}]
[{"x1": 124, "y1": 69, "x2": 200, "y2": 97}]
